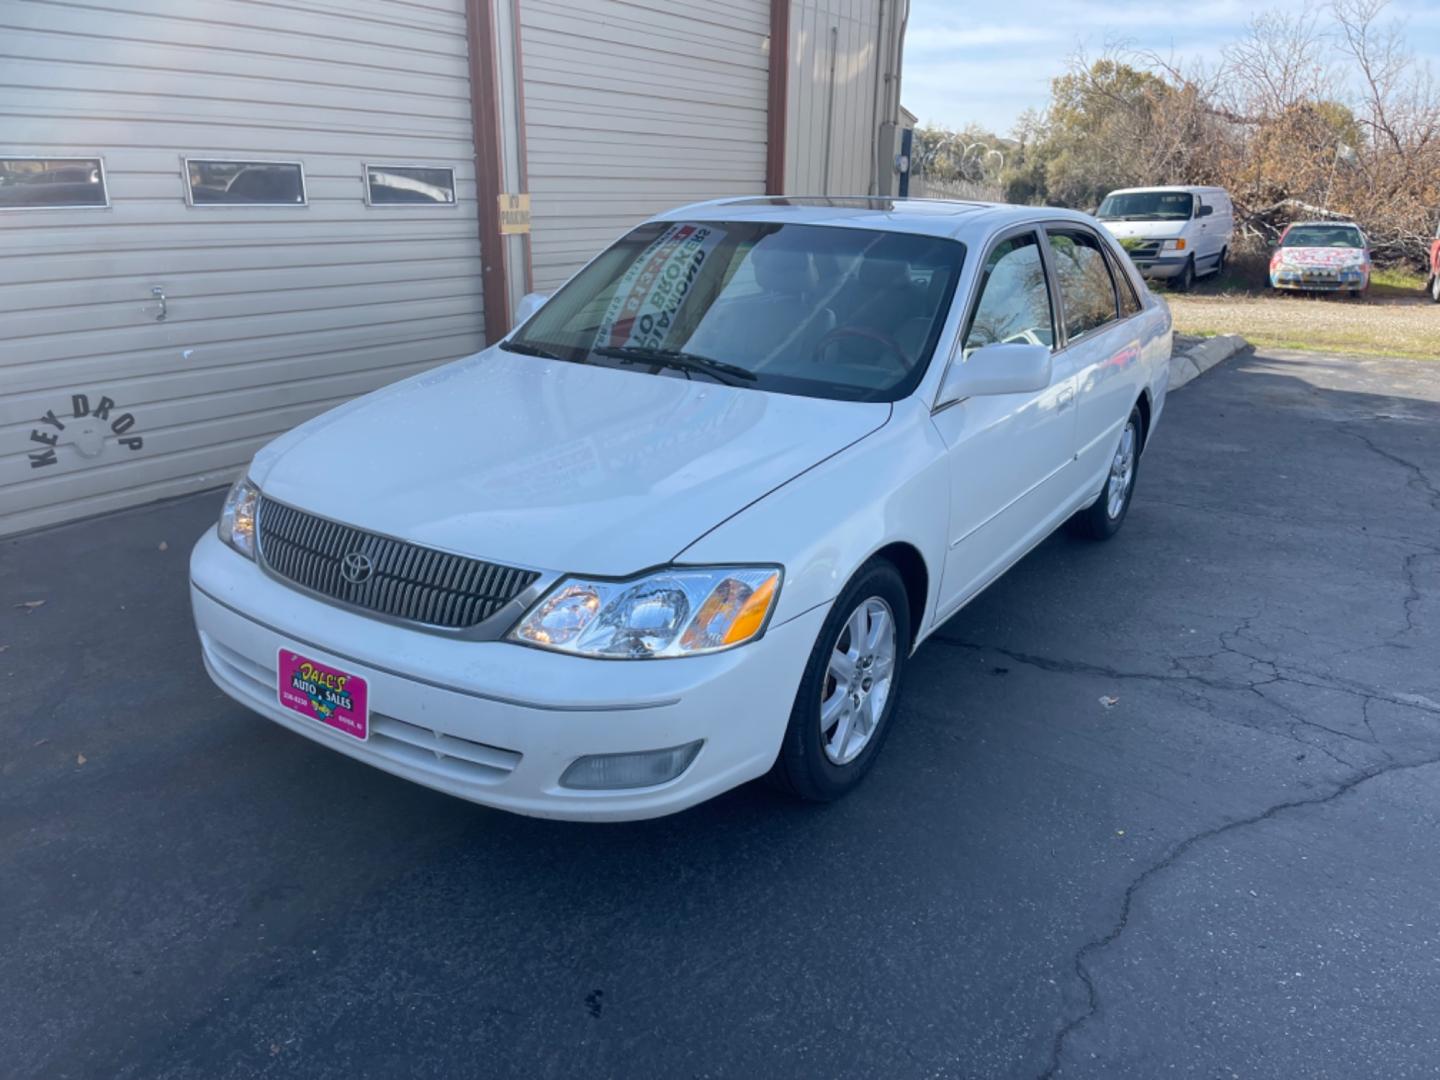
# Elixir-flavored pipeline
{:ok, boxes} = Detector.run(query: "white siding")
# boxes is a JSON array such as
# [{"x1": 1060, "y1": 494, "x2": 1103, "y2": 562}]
[
  {"x1": 519, "y1": 0, "x2": 771, "y2": 291},
  {"x1": 785, "y1": 0, "x2": 883, "y2": 196},
  {"x1": 0, "y1": 0, "x2": 485, "y2": 536}
]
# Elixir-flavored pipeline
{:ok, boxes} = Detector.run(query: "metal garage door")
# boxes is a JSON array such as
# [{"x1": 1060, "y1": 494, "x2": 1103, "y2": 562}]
[
  {"x1": 519, "y1": 0, "x2": 770, "y2": 291},
  {"x1": 0, "y1": 0, "x2": 485, "y2": 536}
]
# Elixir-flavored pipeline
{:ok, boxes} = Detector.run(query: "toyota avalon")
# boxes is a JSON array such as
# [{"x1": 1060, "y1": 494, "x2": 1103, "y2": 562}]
[{"x1": 190, "y1": 196, "x2": 1172, "y2": 821}]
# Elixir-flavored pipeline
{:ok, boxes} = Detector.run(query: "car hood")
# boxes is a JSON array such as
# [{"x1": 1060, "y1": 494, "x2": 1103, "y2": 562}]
[
  {"x1": 1274, "y1": 246, "x2": 1367, "y2": 268},
  {"x1": 250, "y1": 346, "x2": 891, "y2": 575},
  {"x1": 1100, "y1": 220, "x2": 1189, "y2": 241}
]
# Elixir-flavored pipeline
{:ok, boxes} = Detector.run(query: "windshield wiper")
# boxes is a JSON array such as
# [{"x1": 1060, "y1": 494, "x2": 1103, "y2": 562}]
[
  {"x1": 592, "y1": 345, "x2": 757, "y2": 386},
  {"x1": 500, "y1": 339, "x2": 568, "y2": 361}
]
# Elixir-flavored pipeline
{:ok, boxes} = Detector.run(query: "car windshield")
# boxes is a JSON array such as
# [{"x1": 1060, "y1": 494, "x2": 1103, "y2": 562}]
[
  {"x1": 1097, "y1": 192, "x2": 1195, "y2": 221},
  {"x1": 503, "y1": 220, "x2": 966, "y2": 402},
  {"x1": 1281, "y1": 225, "x2": 1364, "y2": 248}
]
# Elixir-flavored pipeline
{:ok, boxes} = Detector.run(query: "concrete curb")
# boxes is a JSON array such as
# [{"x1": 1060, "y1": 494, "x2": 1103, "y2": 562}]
[{"x1": 1170, "y1": 334, "x2": 1247, "y2": 391}]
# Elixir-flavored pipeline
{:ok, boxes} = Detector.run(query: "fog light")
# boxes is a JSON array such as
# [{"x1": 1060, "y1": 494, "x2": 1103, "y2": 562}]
[{"x1": 559, "y1": 741, "x2": 703, "y2": 790}]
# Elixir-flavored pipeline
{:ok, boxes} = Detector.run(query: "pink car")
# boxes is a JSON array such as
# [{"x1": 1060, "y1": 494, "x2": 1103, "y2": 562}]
[{"x1": 1269, "y1": 222, "x2": 1371, "y2": 296}]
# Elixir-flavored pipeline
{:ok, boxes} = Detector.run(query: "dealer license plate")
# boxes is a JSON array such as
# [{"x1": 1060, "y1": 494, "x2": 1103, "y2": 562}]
[{"x1": 277, "y1": 649, "x2": 369, "y2": 741}]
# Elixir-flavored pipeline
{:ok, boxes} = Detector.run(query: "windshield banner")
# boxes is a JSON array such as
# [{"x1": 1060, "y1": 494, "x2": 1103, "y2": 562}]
[
  {"x1": 1277, "y1": 246, "x2": 1364, "y2": 267},
  {"x1": 597, "y1": 222, "x2": 726, "y2": 349}
]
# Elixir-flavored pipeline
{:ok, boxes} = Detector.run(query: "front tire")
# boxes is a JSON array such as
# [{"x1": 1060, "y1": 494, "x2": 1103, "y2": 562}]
[
  {"x1": 769, "y1": 560, "x2": 911, "y2": 802},
  {"x1": 1069, "y1": 407, "x2": 1142, "y2": 540},
  {"x1": 1430, "y1": 275, "x2": 1440, "y2": 304},
  {"x1": 1173, "y1": 257, "x2": 1195, "y2": 293}
]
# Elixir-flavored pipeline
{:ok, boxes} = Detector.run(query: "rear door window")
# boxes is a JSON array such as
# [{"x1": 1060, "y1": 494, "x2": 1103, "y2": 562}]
[
  {"x1": 1047, "y1": 229, "x2": 1119, "y2": 343},
  {"x1": 1104, "y1": 245, "x2": 1143, "y2": 317}
]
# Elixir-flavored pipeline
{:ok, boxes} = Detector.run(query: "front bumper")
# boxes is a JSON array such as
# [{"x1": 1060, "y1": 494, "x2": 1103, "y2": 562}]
[
  {"x1": 1270, "y1": 268, "x2": 1369, "y2": 292},
  {"x1": 190, "y1": 529, "x2": 826, "y2": 821},
  {"x1": 1129, "y1": 254, "x2": 1189, "y2": 279}
]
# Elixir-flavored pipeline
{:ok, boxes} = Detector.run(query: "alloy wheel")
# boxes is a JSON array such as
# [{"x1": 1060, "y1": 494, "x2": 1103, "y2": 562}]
[
  {"x1": 1107, "y1": 421, "x2": 1138, "y2": 519},
  {"x1": 820, "y1": 597, "x2": 897, "y2": 765}
]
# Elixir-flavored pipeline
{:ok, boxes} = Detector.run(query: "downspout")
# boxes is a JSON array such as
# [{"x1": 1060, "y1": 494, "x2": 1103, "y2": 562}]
[
  {"x1": 891, "y1": 0, "x2": 909, "y2": 124},
  {"x1": 875, "y1": 0, "x2": 909, "y2": 196},
  {"x1": 509, "y1": 0, "x2": 533, "y2": 294},
  {"x1": 822, "y1": 25, "x2": 838, "y2": 195}
]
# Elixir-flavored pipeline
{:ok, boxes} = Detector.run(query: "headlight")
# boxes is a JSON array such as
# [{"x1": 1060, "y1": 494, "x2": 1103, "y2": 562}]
[
  {"x1": 512, "y1": 566, "x2": 781, "y2": 658},
  {"x1": 218, "y1": 476, "x2": 260, "y2": 559},
  {"x1": 1162, "y1": 238, "x2": 1187, "y2": 251}
]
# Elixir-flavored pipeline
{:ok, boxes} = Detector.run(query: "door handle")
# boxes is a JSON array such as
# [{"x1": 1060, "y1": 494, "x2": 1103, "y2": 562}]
[
  {"x1": 151, "y1": 286, "x2": 167, "y2": 322},
  {"x1": 1057, "y1": 386, "x2": 1075, "y2": 411}
]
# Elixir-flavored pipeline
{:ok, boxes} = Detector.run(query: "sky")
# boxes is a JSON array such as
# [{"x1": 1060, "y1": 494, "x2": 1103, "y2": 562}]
[{"x1": 901, "y1": 0, "x2": 1440, "y2": 136}]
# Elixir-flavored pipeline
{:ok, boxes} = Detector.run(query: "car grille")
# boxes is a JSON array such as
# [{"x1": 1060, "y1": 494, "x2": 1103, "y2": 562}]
[
  {"x1": 256, "y1": 497, "x2": 539, "y2": 630},
  {"x1": 1123, "y1": 239, "x2": 1163, "y2": 259}
]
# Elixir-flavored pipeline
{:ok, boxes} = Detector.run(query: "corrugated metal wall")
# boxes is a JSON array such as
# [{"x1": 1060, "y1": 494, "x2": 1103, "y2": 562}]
[
  {"x1": 785, "y1": 0, "x2": 883, "y2": 196},
  {"x1": 518, "y1": 0, "x2": 771, "y2": 291},
  {"x1": 0, "y1": 0, "x2": 485, "y2": 536}
]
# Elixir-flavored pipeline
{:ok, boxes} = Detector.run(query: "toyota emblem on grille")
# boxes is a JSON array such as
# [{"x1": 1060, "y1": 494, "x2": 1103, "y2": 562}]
[{"x1": 340, "y1": 551, "x2": 373, "y2": 584}]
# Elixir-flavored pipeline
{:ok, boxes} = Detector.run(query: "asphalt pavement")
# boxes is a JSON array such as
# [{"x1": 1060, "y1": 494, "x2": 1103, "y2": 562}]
[{"x1": 4, "y1": 347, "x2": 1439, "y2": 1079}]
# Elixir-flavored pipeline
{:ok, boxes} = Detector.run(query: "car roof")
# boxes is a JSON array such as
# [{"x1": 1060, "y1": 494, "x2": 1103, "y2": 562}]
[
  {"x1": 1105, "y1": 185, "x2": 1229, "y2": 196},
  {"x1": 650, "y1": 195, "x2": 1099, "y2": 241},
  {"x1": 1285, "y1": 220, "x2": 1362, "y2": 229}
]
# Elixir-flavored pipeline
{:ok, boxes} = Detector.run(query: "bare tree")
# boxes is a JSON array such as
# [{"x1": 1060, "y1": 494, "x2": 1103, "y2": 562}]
[{"x1": 1221, "y1": 11, "x2": 1327, "y2": 118}]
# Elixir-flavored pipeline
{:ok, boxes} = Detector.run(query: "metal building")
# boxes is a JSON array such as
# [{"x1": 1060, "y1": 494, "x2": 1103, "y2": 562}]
[{"x1": 0, "y1": 0, "x2": 908, "y2": 535}]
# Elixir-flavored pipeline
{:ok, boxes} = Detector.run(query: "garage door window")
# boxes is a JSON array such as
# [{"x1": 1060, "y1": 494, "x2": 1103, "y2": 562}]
[
  {"x1": 0, "y1": 157, "x2": 108, "y2": 209},
  {"x1": 364, "y1": 165, "x2": 456, "y2": 206},
  {"x1": 185, "y1": 159, "x2": 306, "y2": 206}
]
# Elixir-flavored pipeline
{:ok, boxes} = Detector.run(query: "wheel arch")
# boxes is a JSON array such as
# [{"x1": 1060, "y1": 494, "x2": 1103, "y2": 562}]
[
  {"x1": 868, "y1": 541, "x2": 929, "y2": 652},
  {"x1": 1134, "y1": 388, "x2": 1152, "y2": 450}
]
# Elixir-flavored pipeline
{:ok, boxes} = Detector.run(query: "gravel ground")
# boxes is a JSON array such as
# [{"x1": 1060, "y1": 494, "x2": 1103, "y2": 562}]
[{"x1": 1169, "y1": 292, "x2": 1440, "y2": 360}]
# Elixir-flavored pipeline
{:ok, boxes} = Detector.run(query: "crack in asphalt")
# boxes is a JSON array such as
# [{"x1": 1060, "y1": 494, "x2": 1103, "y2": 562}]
[
  {"x1": 939, "y1": 418, "x2": 1440, "y2": 1079},
  {"x1": 1033, "y1": 753, "x2": 1440, "y2": 1079},
  {"x1": 1395, "y1": 550, "x2": 1439, "y2": 641},
  {"x1": 1340, "y1": 425, "x2": 1440, "y2": 513},
  {"x1": 932, "y1": 593, "x2": 1437, "y2": 1077},
  {"x1": 1340, "y1": 425, "x2": 1440, "y2": 644},
  {"x1": 1144, "y1": 493, "x2": 1440, "y2": 551},
  {"x1": 928, "y1": 634, "x2": 1440, "y2": 726}
]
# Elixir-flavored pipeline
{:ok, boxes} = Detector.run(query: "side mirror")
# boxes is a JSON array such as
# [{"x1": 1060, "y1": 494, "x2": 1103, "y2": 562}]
[
  {"x1": 512, "y1": 291, "x2": 549, "y2": 328},
  {"x1": 938, "y1": 343, "x2": 1052, "y2": 405},
  {"x1": 1197, "y1": 204, "x2": 1214, "y2": 218}
]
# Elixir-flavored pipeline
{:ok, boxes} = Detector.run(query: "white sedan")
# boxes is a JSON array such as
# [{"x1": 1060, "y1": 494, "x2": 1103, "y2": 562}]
[{"x1": 190, "y1": 196, "x2": 1172, "y2": 821}]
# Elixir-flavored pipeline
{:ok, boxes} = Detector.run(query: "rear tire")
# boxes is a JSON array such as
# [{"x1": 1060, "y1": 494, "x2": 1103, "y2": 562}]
[
  {"x1": 1069, "y1": 407, "x2": 1142, "y2": 541},
  {"x1": 1431, "y1": 275, "x2": 1440, "y2": 303},
  {"x1": 1216, "y1": 247, "x2": 1229, "y2": 276},
  {"x1": 769, "y1": 560, "x2": 911, "y2": 802}
]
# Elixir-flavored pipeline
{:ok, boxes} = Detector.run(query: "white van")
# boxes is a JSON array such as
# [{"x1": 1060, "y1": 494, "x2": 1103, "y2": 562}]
[{"x1": 1097, "y1": 186, "x2": 1234, "y2": 291}]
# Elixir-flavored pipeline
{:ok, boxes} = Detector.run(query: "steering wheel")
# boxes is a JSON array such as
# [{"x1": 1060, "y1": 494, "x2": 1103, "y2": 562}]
[{"x1": 814, "y1": 326, "x2": 910, "y2": 374}]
